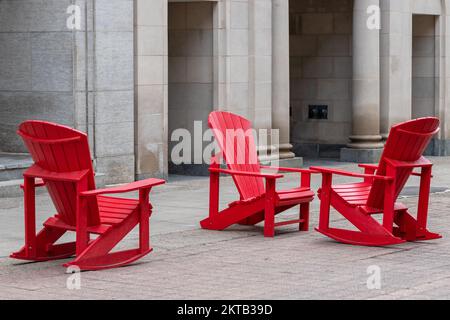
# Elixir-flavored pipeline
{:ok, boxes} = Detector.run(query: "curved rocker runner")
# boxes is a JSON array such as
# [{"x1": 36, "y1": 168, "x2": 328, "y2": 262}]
[{"x1": 10, "y1": 121, "x2": 165, "y2": 270}]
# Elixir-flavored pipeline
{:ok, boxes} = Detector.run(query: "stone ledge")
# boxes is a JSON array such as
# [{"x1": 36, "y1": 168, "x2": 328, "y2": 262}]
[
  {"x1": 429, "y1": 139, "x2": 450, "y2": 156},
  {"x1": 293, "y1": 143, "x2": 346, "y2": 159},
  {"x1": 260, "y1": 157, "x2": 304, "y2": 168},
  {"x1": 340, "y1": 147, "x2": 382, "y2": 163},
  {"x1": 168, "y1": 157, "x2": 305, "y2": 176}
]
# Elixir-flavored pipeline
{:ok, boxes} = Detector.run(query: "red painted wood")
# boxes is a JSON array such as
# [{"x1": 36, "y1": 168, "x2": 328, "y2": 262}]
[
  {"x1": 11, "y1": 120, "x2": 166, "y2": 270},
  {"x1": 208, "y1": 111, "x2": 265, "y2": 200},
  {"x1": 81, "y1": 179, "x2": 164, "y2": 197},
  {"x1": 139, "y1": 188, "x2": 151, "y2": 253},
  {"x1": 209, "y1": 156, "x2": 220, "y2": 221},
  {"x1": 367, "y1": 117, "x2": 439, "y2": 208},
  {"x1": 23, "y1": 177, "x2": 36, "y2": 257},
  {"x1": 299, "y1": 203, "x2": 309, "y2": 231},
  {"x1": 201, "y1": 111, "x2": 315, "y2": 237},
  {"x1": 274, "y1": 218, "x2": 305, "y2": 228},
  {"x1": 264, "y1": 178, "x2": 276, "y2": 237},
  {"x1": 209, "y1": 167, "x2": 283, "y2": 179},
  {"x1": 313, "y1": 117, "x2": 442, "y2": 246}
]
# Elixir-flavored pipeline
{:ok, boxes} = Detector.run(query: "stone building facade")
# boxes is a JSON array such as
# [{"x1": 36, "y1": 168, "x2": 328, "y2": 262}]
[{"x1": 1, "y1": 0, "x2": 450, "y2": 185}]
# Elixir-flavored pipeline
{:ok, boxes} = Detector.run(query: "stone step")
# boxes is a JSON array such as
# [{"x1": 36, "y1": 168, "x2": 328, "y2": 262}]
[
  {"x1": 0, "y1": 153, "x2": 33, "y2": 197},
  {"x1": 0, "y1": 179, "x2": 27, "y2": 198},
  {"x1": 0, "y1": 153, "x2": 33, "y2": 182}
]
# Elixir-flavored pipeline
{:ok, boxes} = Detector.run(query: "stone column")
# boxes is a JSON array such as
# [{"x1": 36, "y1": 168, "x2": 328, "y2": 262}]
[
  {"x1": 92, "y1": 0, "x2": 136, "y2": 185},
  {"x1": 272, "y1": 0, "x2": 295, "y2": 160},
  {"x1": 341, "y1": 0, "x2": 384, "y2": 163},
  {"x1": 437, "y1": 0, "x2": 450, "y2": 155},
  {"x1": 135, "y1": 0, "x2": 168, "y2": 180},
  {"x1": 379, "y1": 0, "x2": 412, "y2": 140}
]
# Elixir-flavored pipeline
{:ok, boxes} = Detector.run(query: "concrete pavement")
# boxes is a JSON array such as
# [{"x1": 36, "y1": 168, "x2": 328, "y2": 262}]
[{"x1": 0, "y1": 158, "x2": 450, "y2": 299}]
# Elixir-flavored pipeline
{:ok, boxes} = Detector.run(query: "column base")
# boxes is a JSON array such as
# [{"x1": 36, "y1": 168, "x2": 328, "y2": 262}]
[
  {"x1": 347, "y1": 135, "x2": 384, "y2": 149},
  {"x1": 168, "y1": 163, "x2": 210, "y2": 176},
  {"x1": 277, "y1": 143, "x2": 296, "y2": 160},
  {"x1": 258, "y1": 144, "x2": 296, "y2": 160},
  {"x1": 340, "y1": 147, "x2": 383, "y2": 164},
  {"x1": 429, "y1": 138, "x2": 450, "y2": 156},
  {"x1": 260, "y1": 156, "x2": 304, "y2": 168}
]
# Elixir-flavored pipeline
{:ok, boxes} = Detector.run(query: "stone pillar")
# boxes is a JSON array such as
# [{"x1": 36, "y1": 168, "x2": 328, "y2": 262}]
[
  {"x1": 135, "y1": 0, "x2": 168, "y2": 180},
  {"x1": 437, "y1": 0, "x2": 450, "y2": 155},
  {"x1": 379, "y1": 0, "x2": 412, "y2": 139},
  {"x1": 92, "y1": 0, "x2": 136, "y2": 185},
  {"x1": 272, "y1": 0, "x2": 295, "y2": 160},
  {"x1": 341, "y1": 0, "x2": 384, "y2": 163}
]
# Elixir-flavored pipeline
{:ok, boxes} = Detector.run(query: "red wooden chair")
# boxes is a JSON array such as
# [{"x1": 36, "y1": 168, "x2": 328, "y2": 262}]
[
  {"x1": 200, "y1": 111, "x2": 316, "y2": 237},
  {"x1": 11, "y1": 121, "x2": 165, "y2": 270},
  {"x1": 311, "y1": 117, "x2": 442, "y2": 246}
]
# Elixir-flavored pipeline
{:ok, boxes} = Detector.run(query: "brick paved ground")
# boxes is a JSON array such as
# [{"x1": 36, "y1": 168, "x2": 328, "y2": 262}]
[{"x1": 1, "y1": 158, "x2": 450, "y2": 300}]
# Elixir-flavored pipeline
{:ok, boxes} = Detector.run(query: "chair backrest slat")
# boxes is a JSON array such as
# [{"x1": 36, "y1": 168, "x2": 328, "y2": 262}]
[
  {"x1": 209, "y1": 111, "x2": 265, "y2": 200},
  {"x1": 367, "y1": 117, "x2": 439, "y2": 209},
  {"x1": 18, "y1": 121, "x2": 99, "y2": 226}
]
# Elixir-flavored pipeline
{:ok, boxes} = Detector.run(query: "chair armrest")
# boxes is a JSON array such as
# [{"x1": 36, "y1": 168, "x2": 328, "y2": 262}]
[
  {"x1": 20, "y1": 178, "x2": 45, "y2": 190},
  {"x1": 357, "y1": 163, "x2": 378, "y2": 181},
  {"x1": 385, "y1": 156, "x2": 432, "y2": 168},
  {"x1": 260, "y1": 166, "x2": 319, "y2": 174},
  {"x1": 80, "y1": 178, "x2": 166, "y2": 197},
  {"x1": 310, "y1": 166, "x2": 393, "y2": 181},
  {"x1": 24, "y1": 165, "x2": 90, "y2": 182},
  {"x1": 209, "y1": 167, "x2": 283, "y2": 179},
  {"x1": 358, "y1": 164, "x2": 378, "y2": 170}
]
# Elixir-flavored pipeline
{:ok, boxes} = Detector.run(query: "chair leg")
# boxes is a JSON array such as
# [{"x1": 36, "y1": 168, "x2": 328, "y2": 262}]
[
  {"x1": 264, "y1": 178, "x2": 276, "y2": 238},
  {"x1": 12, "y1": 177, "x2": 76, "y2": 261},
  {"x1": 65, "y1": 209, "x2": 148, "y2": 271},
  {"x1": 416, "y1": 166, "x2": 432, "y2": 237},
  {"x1": 394, "y1": 209, "x2": 441, "y2": 241},
  {"x1": 139, "y1": 189, "x2": 151, "y2": 253},
  {"x1": 317, "y1": 173, "x2": 332, "y2": 232},
  {"x1": 299, "y1": 203, "x2": 309, "y2": 231},
  {"x1": 11, "y1": 226, "x2": 75, "y2": 261},
  {"x1": 23, "y1": 176, "x2": 37, "y2": 257},
  {"x1": 383, "y1": 166, "x2": 396, "y2": 233},
  {"x1": 264, "y1": 203, "x2": 275, "y2": 237},
  {"x1": 75, "y1": 195, "x2": 89, "y2": 256}
]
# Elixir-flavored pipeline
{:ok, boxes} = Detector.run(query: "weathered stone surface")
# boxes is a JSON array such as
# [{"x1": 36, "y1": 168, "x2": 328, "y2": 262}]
[
  {"x1": 0, "y1": 92, "x2": 75, "y2": 152},
  {"x1": 95, "y1": 0, "x2": 133, "y2": 32},
  {"x1": 2, "y1": 159, "x2": 450, "y2": 299},
  {"x1": 95, "y1": 91, "x2": 134, "y2": 124},
  {"x1": 95, "y1": 122, "x2": 134, "y2": 158},
  {"x1": 340, "y1": 147, "x2": 383, "y2": 163},
  {"x1": 0, "y1": 33, "x2": 31, "y2": 91},
  {"x1": 31, "y1": 32, "x2": 73, "y2": 92},
  {"x1": 0, "y1": 0, "x2": 72, "y2": 32},
  {"x1": 95, "y1": 31, "x2": 134, "y2": 91},
  {"x1": 95, "y1": 154, "x2": 135, "y2": 184}
]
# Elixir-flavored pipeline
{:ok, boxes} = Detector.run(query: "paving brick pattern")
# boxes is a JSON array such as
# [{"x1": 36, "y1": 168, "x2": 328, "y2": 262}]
[{"x1": 1, "y1": 159, "x2": 450, "y2": 299}]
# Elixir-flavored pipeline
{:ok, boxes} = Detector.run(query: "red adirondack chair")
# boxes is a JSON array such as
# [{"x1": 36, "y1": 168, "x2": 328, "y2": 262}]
[
  {"x1": 311, "y1": 117, "x2": 442, "y2": 246},
  {"x1": 200, "y1": 111, "x2": 316, "y2": 237},
  {"x1": 11, "y1": 121, "x2": 165, "y2": 270}
]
